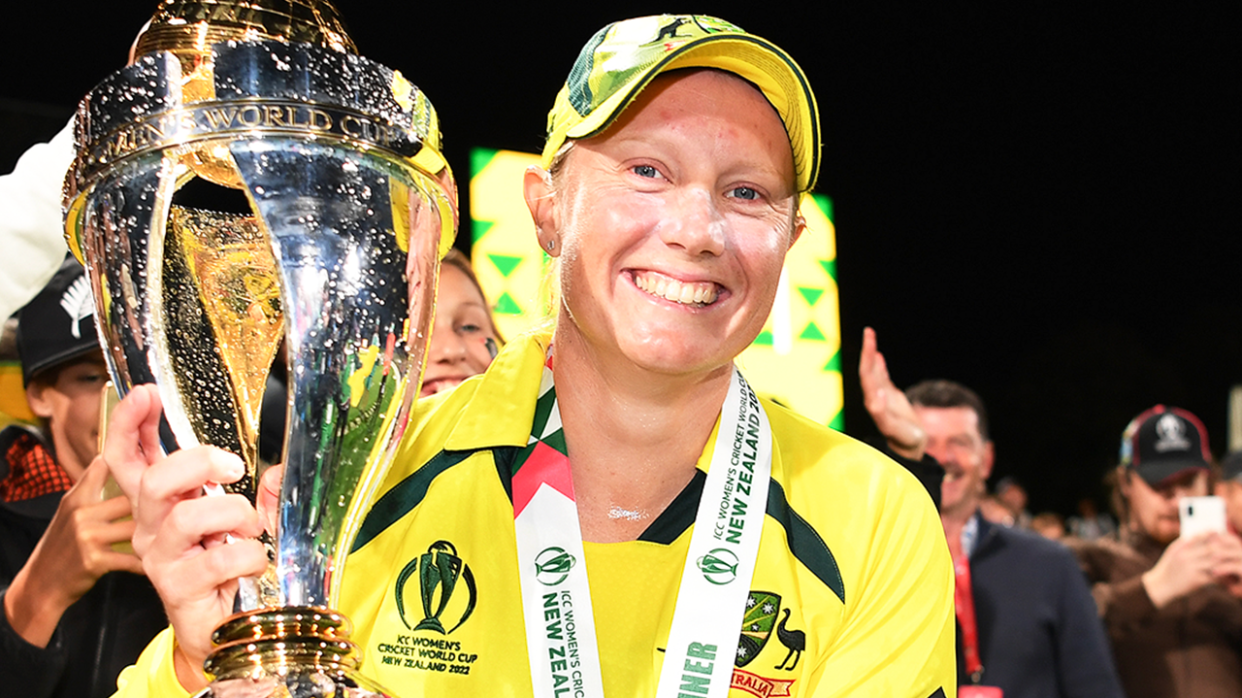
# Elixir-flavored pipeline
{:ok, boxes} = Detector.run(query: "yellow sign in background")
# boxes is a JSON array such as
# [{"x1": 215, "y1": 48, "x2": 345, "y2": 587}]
[{"x1": 469, "y1": 148, "x2": 842, "y2": 429}]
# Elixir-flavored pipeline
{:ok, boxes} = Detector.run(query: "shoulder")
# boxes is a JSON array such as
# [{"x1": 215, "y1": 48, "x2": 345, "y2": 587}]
[
  {"x1": 1066, "y1": 534, "x2": 1131, "y2": 558},
  {"x1": 1063, "y1": 534, "x2": 1142, "y2": 580},
  {"x1": 756, "y1": 406, "x2": 955, "y2": 690},
  {"x1": 991, "y1": 522, "x2": 1063, "y2": 550},
  {"x1": 387, "y1": 333, "x2": 549, "y2": 482},
  {"x1": 978, "y1": 524, "x2": 1093, "y2": 587},
  {"x1": 762, "y1": 398, "x2": 947, "y2": 594},
  {"x1": 763, "y1": 398, "x2": 936, "y2": 515},
  {"x1": 0, "y1": 425, "x2": 41, "y2": 478}
]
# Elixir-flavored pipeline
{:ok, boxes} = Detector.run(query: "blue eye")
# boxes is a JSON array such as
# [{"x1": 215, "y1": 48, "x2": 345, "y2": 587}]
[
  {"x1": 729, "y1": 186, "x2": 760, "y2": 200},
  {"x1": 633, "y1": 165, "x2": 659, "y2": 178}
]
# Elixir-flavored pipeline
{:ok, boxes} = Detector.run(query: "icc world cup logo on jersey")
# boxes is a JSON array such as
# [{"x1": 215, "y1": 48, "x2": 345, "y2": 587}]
[{"x1": 395, "y1": 540, "x2": 478, "y2": 634}]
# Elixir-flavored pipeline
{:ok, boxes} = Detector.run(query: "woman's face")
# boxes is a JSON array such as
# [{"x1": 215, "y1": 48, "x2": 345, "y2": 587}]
[
  {"x1": 420, "y1": 263, "x2": 497, "y2": 397},
  {"x1": 534, "y1": 69, "x2": 802, "y2": 377}
]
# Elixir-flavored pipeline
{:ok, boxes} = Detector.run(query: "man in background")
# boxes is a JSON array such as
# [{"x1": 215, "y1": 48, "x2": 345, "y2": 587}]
[
  {"x1": 861, "y1": 327, "x2": 1123, "y2": 697},
  {"x1": 0, "y1": 259, "x2": 165, "y2": 698},
  {"x1": 1074, "y1": 406, "x2": 1242, "y2": 698}
]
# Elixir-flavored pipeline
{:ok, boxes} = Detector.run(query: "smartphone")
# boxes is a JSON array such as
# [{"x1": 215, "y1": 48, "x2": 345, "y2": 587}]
[
  {"x1": 1179, "y1": 496, "x2": 1226, "y2": 539},
  {"x1": 98, "y1": 381, "x2": 134, "y2": 554},
  {"x1": 98, "y1": 380, "x2": 123, "y2": 501}
]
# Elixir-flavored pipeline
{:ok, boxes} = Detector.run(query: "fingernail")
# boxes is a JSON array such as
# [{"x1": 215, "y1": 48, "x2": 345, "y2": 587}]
[{"x1": 219, "y1": 452, "x2": 246, "y2": 482}]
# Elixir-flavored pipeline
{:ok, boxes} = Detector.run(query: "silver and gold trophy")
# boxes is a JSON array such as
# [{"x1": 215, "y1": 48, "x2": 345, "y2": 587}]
[{"x1": 63, "y1": 2, "x2": 457, "y2": 695}]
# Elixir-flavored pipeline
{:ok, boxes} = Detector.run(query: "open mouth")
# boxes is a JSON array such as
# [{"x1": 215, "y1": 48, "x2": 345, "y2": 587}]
[
  {"x1": 420, "y1": 376, "x2": 464, "y2": 397},
  {"x1": 632, "y1": 270, "x2": 720, "y2": 307},
  {"x1": 941, "y1": 467, "x2": 965, "y2": 486}
]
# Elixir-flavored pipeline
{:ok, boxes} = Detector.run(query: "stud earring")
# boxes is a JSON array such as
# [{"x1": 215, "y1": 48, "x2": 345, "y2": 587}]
[{"x1": 546, "y1": 239, "x2": 556, "y2": 252}]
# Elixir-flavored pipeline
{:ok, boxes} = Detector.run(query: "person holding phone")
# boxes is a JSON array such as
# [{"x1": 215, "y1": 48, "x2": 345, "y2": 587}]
[
  {"x1": 1072, "y1": 406, "x2": 1242, "y2": 698},
  {"x1": 0, "y1": 259, "x2": 166, "y2": 698}
]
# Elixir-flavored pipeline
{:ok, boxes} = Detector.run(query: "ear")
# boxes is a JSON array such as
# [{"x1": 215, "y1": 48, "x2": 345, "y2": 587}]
[
  {"x1": 981, "y1": 440, "x2": 996, "y2": 480},
  {"x1": 523, "y1": 166, "x2": 561, "y2": 258},
  {"x1": 26, "y1": 381, "x2": 54, "y2": 420},
  {"x1": 1118, "y1": 467, "x2": 1133, "y2": 498},
  {"x1": 788, "y1": 213, "x2": 806, "y2": 250}
]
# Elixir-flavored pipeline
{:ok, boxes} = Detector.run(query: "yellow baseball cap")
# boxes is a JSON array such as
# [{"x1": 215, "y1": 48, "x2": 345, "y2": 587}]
[{"x1": 543, "y1": 15, "x2": 820, "y2": 193}]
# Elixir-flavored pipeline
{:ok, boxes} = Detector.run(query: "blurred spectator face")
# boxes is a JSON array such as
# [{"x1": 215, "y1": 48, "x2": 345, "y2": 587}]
[
  {"x1": 914, "y1": 405, "x2": 994, "y2": 517},
  {"x1": 1031, "y1": 513, "x2": 1066, "y2": 540},
  {"x1": 25, "y1": 352, "x2": 109, "y2": 481},
  {"x1": 421, "y1": 262, "x2": 499, "y2": 398},
  {"x1": 1123, "y1": 469, "x2": 1208, "y2": 544},
  {"x1": 998, "y1": 482, "x2": 1028, "y2": 515},
  {"x1": 1214, "y1": 479, "x2": 1242, "y2": 533},
  {"x1": 1077, "y1": 498, "x2": 1099, "y2": 517},
  {"x1": 980, "y1": 496, "x2": 1015, "y2": 527}
]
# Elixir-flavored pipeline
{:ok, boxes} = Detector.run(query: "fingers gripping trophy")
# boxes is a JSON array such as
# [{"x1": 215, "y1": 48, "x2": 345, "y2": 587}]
[{"x1": 62, "y1": 2, "x2": 458, "y2": 695}]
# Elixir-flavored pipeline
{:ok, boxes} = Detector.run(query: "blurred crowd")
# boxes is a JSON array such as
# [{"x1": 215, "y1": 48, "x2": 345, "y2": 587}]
[{"x1": 861, "y1": 327, "x2": 1242, "y2": 697}]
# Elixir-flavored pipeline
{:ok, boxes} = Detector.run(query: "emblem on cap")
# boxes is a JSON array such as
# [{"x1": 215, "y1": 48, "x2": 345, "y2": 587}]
[
  {"x1": 1153, "y1": 413, "x2": 1190, "y2": 452},
  {"x1": 60, "y1": 274, "x2": 95, "y2": 339}
]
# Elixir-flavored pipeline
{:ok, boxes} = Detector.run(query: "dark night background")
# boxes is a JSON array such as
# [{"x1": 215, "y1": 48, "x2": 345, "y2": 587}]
[{"x1": 1, "y1": 4, "x2": 1236, "y2": 517}]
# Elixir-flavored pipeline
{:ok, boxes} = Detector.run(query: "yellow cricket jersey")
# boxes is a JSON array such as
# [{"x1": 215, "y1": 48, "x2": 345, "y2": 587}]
[{"x1": 115, "y1": 333, "x2": 956, "y2": 697}]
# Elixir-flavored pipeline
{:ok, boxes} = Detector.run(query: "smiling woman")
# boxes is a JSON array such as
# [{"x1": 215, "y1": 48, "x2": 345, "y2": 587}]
[
  {"x1": 528, "y1": 69, "x2": 801, "y2": 380},
  {"x1": 420, "y1": 249, "x2": 501, "y2": 398},
  {"x1": 107, "y1": 14, "x2": 954, "y2": 698}
]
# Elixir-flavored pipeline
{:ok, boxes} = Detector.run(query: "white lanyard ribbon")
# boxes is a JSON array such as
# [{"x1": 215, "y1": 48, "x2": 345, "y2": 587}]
[{"x1": 513, "y1": 362, "x2": 772, "y2": 698}]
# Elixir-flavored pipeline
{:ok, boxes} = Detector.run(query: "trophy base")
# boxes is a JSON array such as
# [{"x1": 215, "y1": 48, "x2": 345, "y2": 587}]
[{"x1": 195, "y1": 606, "x2": 398, "y2": 698}]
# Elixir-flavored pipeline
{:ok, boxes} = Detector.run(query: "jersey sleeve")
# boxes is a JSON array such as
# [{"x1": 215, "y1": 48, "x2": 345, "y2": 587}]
[
  {"x1": 110, "y1": 627, "x2": 193, "y2": 698},
  {"x1": 802, "y1": 453, "x2": 957, "y2": 698}
]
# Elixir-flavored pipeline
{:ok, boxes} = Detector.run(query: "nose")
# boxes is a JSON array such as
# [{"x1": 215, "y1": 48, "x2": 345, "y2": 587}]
[
  {"x1": 924, "y1": 442, "x2": 950, "y2": 466},
  {"x1": 427, "y1": 323, "x2": 467, "y2": 364},
  {"x1": 658, "y1": 188, "x2": 725, "y2": 257}
]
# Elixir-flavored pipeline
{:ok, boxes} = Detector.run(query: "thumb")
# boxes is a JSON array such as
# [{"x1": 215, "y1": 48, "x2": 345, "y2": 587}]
[{"x1": 68, "y1": 455, "x2": 111, "y2": 501}]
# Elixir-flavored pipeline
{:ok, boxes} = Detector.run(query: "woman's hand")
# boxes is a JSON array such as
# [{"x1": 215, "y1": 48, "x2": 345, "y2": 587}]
[
  {"x1": 2, "y1": 456, "x2": 143, "y2": 648},
  {"x1": 103, "y1": 384, "x2": 269, "y2": 692},
  {"x1": 257, "y1": 462, "x2": 282, "y2": 539}
]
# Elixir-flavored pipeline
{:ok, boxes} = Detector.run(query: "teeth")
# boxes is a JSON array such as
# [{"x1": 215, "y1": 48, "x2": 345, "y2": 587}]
[{"x1": 634, "y1": 271, "x2": 718, "y2": 306}]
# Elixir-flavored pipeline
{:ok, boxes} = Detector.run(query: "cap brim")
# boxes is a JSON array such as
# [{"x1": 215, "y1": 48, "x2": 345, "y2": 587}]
[
  {"x1": 22, "y1": 339, "x2": 101, "y2": 387},
  {"x1": 1134, "y1": 460, "x2": 1210, "y2": 489},
  {"x1": 549, "y1": 33, "x2": 820, "y2": 193}
]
